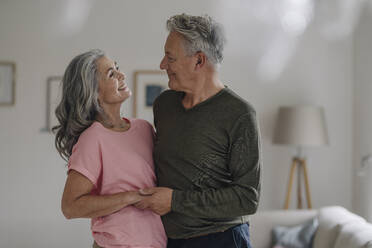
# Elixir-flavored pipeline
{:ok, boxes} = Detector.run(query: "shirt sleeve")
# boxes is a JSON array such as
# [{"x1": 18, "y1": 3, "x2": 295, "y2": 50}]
[
  {"x1": 68, "y1": 131, "x2": 102, "y2": 188},
  {"x1": 171, "y1": 111, "x2": 262, "y2": 218}
]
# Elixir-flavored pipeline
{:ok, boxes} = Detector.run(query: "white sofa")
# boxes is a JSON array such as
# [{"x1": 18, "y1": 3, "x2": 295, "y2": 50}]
[{"x1": 250, "y1": 206, "x2": 372, "y2": 248}]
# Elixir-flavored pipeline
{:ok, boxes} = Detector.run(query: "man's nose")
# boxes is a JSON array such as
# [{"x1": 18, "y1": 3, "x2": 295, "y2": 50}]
[{"x1": 160, "y1": 57, "x2": 167, "y2": 70}]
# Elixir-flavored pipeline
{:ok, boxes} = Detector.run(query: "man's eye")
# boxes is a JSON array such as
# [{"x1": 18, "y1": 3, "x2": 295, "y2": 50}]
[{"x1": 109, "y1": 72, "x2": 114, "y2": 78}]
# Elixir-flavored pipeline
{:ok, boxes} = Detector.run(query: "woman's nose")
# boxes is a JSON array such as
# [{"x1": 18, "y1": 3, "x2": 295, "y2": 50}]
[{"x1": 118, "y1": 71, "x2": 125, "y2": 80}]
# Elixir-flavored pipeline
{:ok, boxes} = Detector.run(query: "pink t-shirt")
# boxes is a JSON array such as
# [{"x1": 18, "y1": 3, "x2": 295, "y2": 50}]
[{"x1": 68, "y1": 118, "x2": 167, "y2": 248}]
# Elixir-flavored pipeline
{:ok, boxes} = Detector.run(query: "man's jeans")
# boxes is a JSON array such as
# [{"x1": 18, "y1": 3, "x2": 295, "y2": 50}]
[{"x1": 167, "y1": 223, "x2": 252, "y2": 248}]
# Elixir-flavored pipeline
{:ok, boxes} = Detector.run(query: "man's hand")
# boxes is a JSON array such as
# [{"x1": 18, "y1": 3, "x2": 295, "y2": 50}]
[{"x1": 134, "y1": 187, "x2": 173, "y2": 216}]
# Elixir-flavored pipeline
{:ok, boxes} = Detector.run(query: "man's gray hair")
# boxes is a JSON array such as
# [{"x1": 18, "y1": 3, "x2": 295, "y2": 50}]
[{"x1": 166, "y1": 13, "x2": 226, "y2": 66}]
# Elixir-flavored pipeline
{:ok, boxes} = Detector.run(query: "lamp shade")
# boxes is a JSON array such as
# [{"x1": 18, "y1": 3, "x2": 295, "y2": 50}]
[{"x1": 273, "y1": 105, "x2": 329, "y2": 146}]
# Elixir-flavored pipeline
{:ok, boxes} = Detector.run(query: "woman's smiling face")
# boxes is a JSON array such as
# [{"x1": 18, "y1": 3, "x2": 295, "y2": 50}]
[{"x1": 96, "y1": 56, "x2": 131, "y2": 105}]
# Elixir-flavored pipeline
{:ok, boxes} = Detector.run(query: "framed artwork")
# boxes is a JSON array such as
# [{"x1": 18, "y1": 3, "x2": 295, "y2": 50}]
[
  {"x1": 133, "y1": 70, "x2": 168, "y2": 124},
  {"x1": 43, "y1": 76, "x2": 63, "y2": 132},
  {"x1": 0, "y1": 62, "x2": 16, "y2": 106}
]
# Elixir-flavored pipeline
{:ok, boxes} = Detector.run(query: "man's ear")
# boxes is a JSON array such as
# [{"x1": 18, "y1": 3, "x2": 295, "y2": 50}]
[{"x1": 195, "y1": 52, "x2": 206, "y2": 69}]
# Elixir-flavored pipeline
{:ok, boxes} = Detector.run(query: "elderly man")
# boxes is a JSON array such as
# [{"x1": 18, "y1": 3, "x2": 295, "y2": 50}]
[{"x1": 137, "y1": 13, "x2": 261, "y2": 248}]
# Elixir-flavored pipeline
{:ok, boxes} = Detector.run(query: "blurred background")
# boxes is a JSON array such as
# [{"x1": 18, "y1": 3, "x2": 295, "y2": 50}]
[{"x1": 0, "y1": 0, "x2": 371, "y2": 246}]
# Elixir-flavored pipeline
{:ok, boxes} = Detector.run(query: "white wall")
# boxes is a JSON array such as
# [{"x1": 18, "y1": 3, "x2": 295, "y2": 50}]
[
  {"x1": 0, "y1": 0, "x2": 355, "y2": 247},
  {"x1": 353, "y1": 2, "x2": 372, "y2": 222}
]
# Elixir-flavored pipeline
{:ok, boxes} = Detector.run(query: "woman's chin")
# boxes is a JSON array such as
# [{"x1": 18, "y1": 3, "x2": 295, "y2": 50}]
[
  {"x1": 120, "y1": 89, "x2": 132, "y2": 99},
  {"x1": 125, "y1": 90, "x2": 132, "y2": 98}
]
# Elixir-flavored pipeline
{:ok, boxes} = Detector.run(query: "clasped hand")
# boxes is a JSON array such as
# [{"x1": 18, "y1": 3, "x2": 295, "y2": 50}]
[{"x1": 133, "y1": 187, "x2": 173, "y2": 216}]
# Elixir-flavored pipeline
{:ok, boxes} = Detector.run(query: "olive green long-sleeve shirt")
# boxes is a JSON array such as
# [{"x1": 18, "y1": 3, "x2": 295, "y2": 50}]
[{"x1": 153, "y1": 87, "x2": 261, "y2": 239}]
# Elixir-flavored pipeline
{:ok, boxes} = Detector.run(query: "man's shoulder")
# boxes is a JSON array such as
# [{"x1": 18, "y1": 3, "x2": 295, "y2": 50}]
[
  {"x1": 155, "y1": 89, "x2": 180, "y2": 104},
  {"x1": 223, "y1": 87, "x2": 256, "y2": 115}
]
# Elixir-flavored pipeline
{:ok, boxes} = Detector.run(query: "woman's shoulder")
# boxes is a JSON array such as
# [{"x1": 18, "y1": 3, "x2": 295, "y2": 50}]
[
  {"x1": 70, "y1": 122, "x2": 104, "y2": 154},
  {"x1": 77, "y1": 122, "x2": 105, "y2": 142},
  {"x1": 130, "y1": 118, "x2": 153, "y2": 130}
]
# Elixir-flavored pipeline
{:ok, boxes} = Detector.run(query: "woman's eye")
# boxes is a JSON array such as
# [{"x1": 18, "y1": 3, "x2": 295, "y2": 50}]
[{"x1": 109, "y1": 72, "x2": 114, "y2": 78}]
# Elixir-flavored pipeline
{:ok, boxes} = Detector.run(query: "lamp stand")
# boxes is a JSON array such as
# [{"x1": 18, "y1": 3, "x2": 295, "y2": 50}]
[{"x1": 284, "y1": 157, "x2": 312, "y2": 209}]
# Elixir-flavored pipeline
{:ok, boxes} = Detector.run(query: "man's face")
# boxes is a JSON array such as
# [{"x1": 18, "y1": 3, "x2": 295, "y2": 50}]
[{"x1": 160, "y1": 32, "x2": 197, "y2": 92}]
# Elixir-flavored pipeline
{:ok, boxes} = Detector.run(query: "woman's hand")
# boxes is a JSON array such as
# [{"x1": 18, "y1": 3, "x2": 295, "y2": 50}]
[
  {"x1": 133, "y1": 187, "x2": 173, "y2": 216},
  {"x1": 123, "y1": 191, "x2": 145, "y2": 205}
]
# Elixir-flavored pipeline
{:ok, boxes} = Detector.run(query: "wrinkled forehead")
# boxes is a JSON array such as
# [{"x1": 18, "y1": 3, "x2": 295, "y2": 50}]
[
  {"x1": 96, "y1": 56, "x2": 117, "y2": 74},
  {"x1": 165, "y1": 32, "x2": 188, "y2": 53}
]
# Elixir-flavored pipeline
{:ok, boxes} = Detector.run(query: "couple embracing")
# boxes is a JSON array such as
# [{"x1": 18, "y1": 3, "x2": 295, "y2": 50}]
[{"x1": 55, "y1": 13, "x2": 261, "y2": 248}]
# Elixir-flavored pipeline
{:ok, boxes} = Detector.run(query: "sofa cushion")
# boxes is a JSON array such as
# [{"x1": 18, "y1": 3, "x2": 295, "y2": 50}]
[
  {"x1": 271, "y1": 218, "x2": 318, "y2": 248},
  {"x1": 333, "y1": 222, "x2": 372, "y2": 248},
  {"x1": 313, "y1": 206, "x2": 366, "y2": 248},
  {"x1": 250, "y1": 209, "x2": 317, "y2": 248}
]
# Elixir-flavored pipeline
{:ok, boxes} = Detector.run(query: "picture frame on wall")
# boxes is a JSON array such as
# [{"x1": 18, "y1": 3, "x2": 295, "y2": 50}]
[
  {"x1": 0, "y1": 62, "x2": 16, "y2": 106},
  {"x1": 44, "y1": 76, "x2": 62, "y2": 132},
  {"x1": 133, "y1": 70, "x2": 168, "y2": 124}
]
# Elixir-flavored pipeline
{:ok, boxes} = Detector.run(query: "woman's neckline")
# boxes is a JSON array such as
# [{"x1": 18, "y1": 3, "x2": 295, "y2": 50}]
[{"x1": 95, "y1": 117, "x2": 131, "y2": 133}]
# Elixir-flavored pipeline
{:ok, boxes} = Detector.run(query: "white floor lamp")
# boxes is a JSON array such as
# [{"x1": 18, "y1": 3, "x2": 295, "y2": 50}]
[{"x1": 273, "y1": 105, "x2": 329, "y2": 209}]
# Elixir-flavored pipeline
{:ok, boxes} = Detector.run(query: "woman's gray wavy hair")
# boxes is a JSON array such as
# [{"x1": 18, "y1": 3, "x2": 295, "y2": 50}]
[
  {"x1": 166, "y1": 13, "x2": 226, "y2": 66},
  {"x1": 53, "y1": 49, "x2": 104, "y2": 161}
]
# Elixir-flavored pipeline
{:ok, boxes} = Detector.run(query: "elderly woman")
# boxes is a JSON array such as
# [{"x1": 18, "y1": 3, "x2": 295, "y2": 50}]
[{"x1": 54, "y1": 49, "x2": 166, "y2": 248}]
